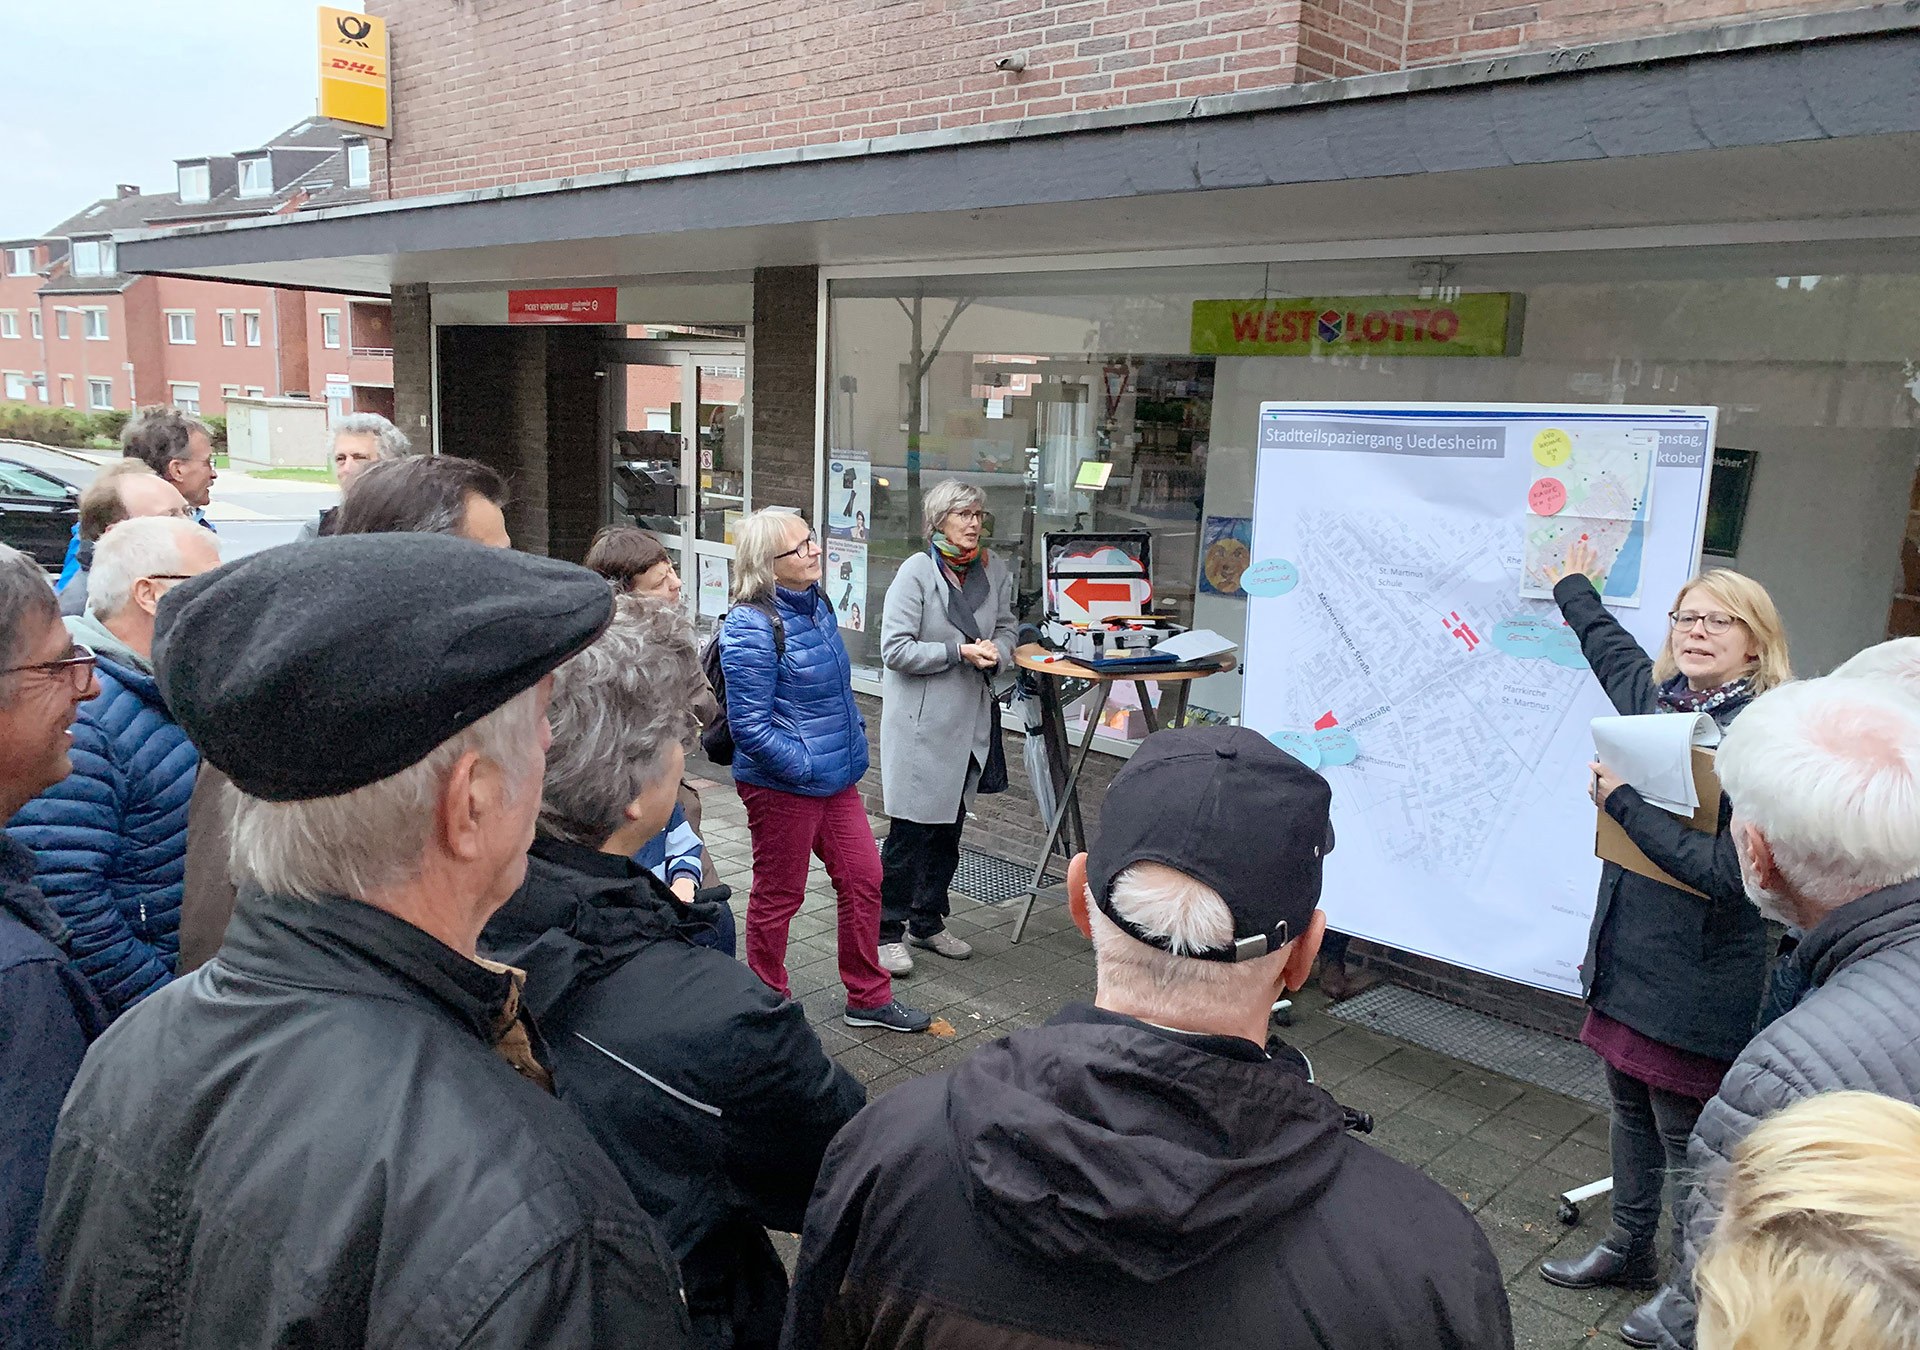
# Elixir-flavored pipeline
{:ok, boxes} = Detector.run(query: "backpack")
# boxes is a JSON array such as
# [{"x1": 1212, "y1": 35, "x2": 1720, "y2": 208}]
[{"x1": 699, "y1": 600, "x2": 785, "y2": 767}]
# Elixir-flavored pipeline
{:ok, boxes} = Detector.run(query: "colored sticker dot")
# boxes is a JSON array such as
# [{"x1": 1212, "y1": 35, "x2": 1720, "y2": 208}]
[
  {"x1": 1313, "y1": 728, "x2": 1359, "y2": 767},
  {"x1": 1242, "y1": 558, "x2": 1300, "y2": 597},
  {"x1": 1532, "y1": 428, "x2": 1572, "y2": 468},
  {"x1": 1528, "y1": 477, "x2": 1568, "y2": 516},
  {"x1": 1267, "y1": 730, "x2": 1322, "y2": 769}
]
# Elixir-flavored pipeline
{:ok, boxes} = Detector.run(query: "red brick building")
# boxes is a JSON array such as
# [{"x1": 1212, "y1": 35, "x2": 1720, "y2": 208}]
[
  {"x1": 117, "y1": 1, "x2": 1920, "y2": 1016},
  {"x1": 0, "y1": 118, "x2": 392, "y2": 421}
]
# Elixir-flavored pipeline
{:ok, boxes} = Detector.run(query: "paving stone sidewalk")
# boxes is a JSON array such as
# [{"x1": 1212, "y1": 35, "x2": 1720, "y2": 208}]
[{"x1": 693, "y1": 781, "x2": 1651, "y2": 1350}]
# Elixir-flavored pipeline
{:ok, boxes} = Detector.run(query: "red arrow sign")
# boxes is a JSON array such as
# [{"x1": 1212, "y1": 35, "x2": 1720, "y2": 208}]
[{"x1": 1064, "y1": 578, "x2": 1137, "y2": 610}]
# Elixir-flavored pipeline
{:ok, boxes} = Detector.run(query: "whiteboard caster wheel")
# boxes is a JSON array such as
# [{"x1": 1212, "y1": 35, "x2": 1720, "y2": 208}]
[{"x1": 1557, "y1": 1201, "x2": 1579, "y2": 1226}]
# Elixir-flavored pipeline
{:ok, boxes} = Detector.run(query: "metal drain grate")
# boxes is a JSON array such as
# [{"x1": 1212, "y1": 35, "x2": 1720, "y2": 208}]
[
  {"x1": 1328, "y1": 984, "x2": 1608, "y2": 1110},
  {"x1": 952, "y1": 847, "x2": 1044, "y2": 907}
]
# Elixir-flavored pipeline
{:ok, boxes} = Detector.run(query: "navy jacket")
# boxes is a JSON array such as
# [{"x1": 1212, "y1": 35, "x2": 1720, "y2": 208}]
[
  {"x1": 720, "y1": 585, "x2": 869, "y2": 797},
  {"x1": 0, "y1": 837, "x2": 106, "y2": 1350},
  {"x1": 7, "y1": 653, "x2": 199, "y2": 1015}
]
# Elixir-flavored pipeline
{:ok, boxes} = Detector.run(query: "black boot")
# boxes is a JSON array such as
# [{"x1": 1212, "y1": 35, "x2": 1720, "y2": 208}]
[
  {"x1": 1539, "y1": 1239, "x2": 1658, "y2": 1291},
  {"x1": 1618, "y1": 1284, "x2": 1676, "y2": 1348}
]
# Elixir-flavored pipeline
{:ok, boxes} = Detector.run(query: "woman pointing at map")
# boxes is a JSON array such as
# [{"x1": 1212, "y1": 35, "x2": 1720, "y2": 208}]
[{"x1": 1536, "y1": 538, "x2": 1790, "y2": 1350}]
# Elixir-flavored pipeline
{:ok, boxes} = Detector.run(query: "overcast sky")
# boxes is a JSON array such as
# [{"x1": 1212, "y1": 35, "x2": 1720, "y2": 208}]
[{"x1": 0, "y1": 0, "x2": 358, "y2": 239}]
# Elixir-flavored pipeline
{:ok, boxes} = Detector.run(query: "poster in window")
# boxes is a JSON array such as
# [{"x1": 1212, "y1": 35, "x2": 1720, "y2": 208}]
[
  {"x1": 1199, "y1": 516, "x2": 1253, "y2": 597},
  {"x1": 827, "y1": 450, "x2": 871, "y2": 542},
  {"x1": 826, "y1": 541, "x2": 868, "y2": 632},
  {"x1": 697, "y1": 554, "x2": 730, "y2": 619}
]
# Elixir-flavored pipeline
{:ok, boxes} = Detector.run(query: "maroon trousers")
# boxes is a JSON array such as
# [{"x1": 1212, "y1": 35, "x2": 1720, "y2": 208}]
[{"x1": 738, "y1": 782, "x2": 892, "y2": 1010}]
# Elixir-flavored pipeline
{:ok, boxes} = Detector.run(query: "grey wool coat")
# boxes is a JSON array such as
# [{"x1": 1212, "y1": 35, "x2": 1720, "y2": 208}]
[{"x1": 879, "y1": 550, "x2": 1017, "y2": 824}]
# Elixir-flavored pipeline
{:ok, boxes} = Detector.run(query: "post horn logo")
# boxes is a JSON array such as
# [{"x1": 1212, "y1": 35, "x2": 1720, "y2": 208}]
[{"x1": 334, "y1": 15, "x2": 373, "y2": 45}]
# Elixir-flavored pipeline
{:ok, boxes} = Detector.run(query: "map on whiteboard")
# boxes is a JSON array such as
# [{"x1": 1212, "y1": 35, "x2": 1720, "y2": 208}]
[{"x1": 1244, "y1": 404, "x2": 1716, "y2": 994}]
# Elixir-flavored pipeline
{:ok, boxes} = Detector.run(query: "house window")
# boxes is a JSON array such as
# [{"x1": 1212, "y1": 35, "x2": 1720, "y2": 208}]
[
  {"x1": 82, "y1": 308, "x2": 108, "y2": 340},
  {"x1": 220, "y1": 310, "x2": 237, "y2": 345},
  {"x1": 345, "y1": 139, "x2": 371, "y2": 188},
  {"x1": 244, "y1": 386, "x2": 266, "y2": 397},
  {"x1": 170, "y1": 382, "x2": 200, "y2": 414},
  {"x1": 28, "y1": 311, "x2": 40, "y2": 339},
  {"x1": 3, "y1": 372, "x2": 27, "y2": 400},
  {"x1": 167, "y1": 311, "x2": 196, "y2": 345},
  {"x1": 243, "y1": 311, "x2": 261, "y2": 346},
  {"x1": 237, "y1": 157, "x2": 272, "y2": 197},
  {"x1": 4, "y1": 247, "x2": 33, "y2": 277},
  {"x1": 178, "y1": 163, "x2": 210, "y2": 203},
  {"x1": 321, "y1": 310, "x2": 341, "y2": 349},
  {"x1": 221, "y1": 384, "x2": 241, "y2": 398},
  {"x1": 0, "y1": 312, "x2": 16, "y2": 339},
  {"x1": 87, "y1": 378, "x2": 113, "y2": 410},
  {"x1": 34, "y1": 373, "x2": 47, "y2": 403},
  {"x1": 55, "y1": 310, "x2": 68, "y2": 340},
  {"x1": 71, "y1": 239, "x2": 115, "y2": 277},
  {"x1": 59, "y1": 377, "x2": 73, "y2": 407}
]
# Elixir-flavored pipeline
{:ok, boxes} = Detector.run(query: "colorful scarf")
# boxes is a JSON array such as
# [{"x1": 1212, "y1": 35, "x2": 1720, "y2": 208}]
[
  {"x1": 932, "y1": 530, "x2": 980, "y2": 576},
  {"x1": 1656, "y1": 673, "x2": 1754, "y2": 718}
]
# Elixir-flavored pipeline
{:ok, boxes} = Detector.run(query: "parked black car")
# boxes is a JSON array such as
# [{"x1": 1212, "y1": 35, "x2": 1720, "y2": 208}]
[{"x1": 0, "y1": 456, "x2": 81, "y2": 568}]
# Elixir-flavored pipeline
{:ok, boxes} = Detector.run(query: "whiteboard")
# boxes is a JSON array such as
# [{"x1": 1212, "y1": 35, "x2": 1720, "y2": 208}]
[{"x1": 1241, "y1": 403, "x2": 1716, "y2": 995}]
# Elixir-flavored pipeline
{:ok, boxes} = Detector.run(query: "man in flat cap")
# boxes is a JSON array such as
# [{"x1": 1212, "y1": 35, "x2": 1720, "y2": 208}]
[
  {"x1": 783, "y1": 725, "x2": 1512, "y2": 1350},
  {"x1": 39, "y1": 533, "x2": 692, "y2": 1349}
]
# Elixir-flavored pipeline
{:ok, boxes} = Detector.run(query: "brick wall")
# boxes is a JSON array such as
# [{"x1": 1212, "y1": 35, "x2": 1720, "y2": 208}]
[
  {"x1": 369, "y1": 0, "x2": 1871, "y2": 201},
  {"x1": 749, "y1": 266, "x2": 818, "y2": 515},
  {"x1": 543, "y1": 329, "x2": 603, "y2": 563}
]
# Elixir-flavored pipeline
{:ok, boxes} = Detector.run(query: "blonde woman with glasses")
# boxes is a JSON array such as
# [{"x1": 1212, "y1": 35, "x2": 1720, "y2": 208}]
[
  {"x1": 1538, "y1": 544, "x2": 1791, "y2": 1348},
  {"x1": 719, "y1": 509, "x2": 930, "y2": 1034}
]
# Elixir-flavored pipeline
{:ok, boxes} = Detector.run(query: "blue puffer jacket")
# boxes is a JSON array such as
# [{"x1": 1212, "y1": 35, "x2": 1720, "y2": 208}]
[
  {"x1": 6, "y1": 653, "x2": 198, "y2": 1015},
  {"x1": 720, "y1": 585, "x2": 868, "y2": 797}
]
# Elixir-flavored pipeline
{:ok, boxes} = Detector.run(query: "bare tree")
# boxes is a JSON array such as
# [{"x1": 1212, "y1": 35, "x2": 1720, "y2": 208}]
[{"x1": 895, "y1": 290, "x2": 973, "y2": 541}]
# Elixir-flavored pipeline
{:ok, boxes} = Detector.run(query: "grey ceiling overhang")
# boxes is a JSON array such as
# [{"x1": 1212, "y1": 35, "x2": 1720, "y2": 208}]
[{"x1": 116, "y1": 9, "x2": 1920, "y2": 295}]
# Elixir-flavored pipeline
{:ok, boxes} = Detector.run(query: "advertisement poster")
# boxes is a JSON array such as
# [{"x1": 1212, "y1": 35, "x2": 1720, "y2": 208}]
[
  {"x1": 697, "y1": 554, "x2": 730, "y2": 620},
  {"x1": 825, "y1": 541, "x2": 868, "y2": 632},
  {"x1": 827, "y1": 450, "x2": 871, "y2": 542},
  {"x1": 1199, "y1": 516, "x2": 1253, "y2": 596}
]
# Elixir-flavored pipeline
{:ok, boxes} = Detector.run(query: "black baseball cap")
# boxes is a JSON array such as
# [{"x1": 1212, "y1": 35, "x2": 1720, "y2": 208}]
[{"x1": 1087, "y1": 726, "x2": 1334, "y2": 963}]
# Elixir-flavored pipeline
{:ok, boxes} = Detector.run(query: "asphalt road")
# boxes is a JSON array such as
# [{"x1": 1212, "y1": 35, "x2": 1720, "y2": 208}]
[{"x1": 205, "y1": 472, "x2": 339, "y2": 560}]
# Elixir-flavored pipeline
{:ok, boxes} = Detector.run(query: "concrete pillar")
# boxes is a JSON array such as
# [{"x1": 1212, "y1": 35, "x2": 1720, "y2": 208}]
[
  {"x1": 391, "y1": 282, "x2": 433, "y2": 447},
  {"x1": 750, "y1": 265, "x2": 819, "y2": 516}
]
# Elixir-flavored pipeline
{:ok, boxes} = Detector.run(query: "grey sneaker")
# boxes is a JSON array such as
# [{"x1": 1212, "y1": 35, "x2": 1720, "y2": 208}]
[
  {"x1": 909, "y1": 929, "x2": 972, "y2": 961},
  {"x1": 878, "y1": 941, "x2": 915, "y2": 975},
  {"x1": 843, "y1": 999, "x2": 933, "y2": 1033}
]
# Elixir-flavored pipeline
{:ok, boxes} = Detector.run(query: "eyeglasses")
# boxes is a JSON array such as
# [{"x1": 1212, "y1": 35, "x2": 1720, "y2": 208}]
[
  {"x1": 774, "y1": 533, "x2": 821, "y2": 561},
  {"x1": 1669, "y1": 610, "x2": 1744, "y2": 635},
  {"x1": 1, "y1": 643, "x2": 98, "y2": 693},
  {"x1": 146, "y1": 574, "x2": 195, "y2": 582},
  {"x1": 949, "y1": 509, "x2": 986, "y2": 524}
]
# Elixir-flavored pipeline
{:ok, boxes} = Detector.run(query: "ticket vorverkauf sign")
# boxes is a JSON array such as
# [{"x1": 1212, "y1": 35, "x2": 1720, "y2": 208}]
[{"x1": 1191, "y1": 294, "x2": 1520, "y2": 358}]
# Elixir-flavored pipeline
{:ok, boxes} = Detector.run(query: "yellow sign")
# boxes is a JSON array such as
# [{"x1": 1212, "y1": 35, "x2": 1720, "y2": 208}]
[
  {"x1": 1532, "y1": 428, "x2": 1572, "y2": 467},
  {"x1": 318, "y1": 7, "x2": 389, "y2": 133},
  {"x1": 1191, "y1": 294, "x2": 1520, "y2": 358}
]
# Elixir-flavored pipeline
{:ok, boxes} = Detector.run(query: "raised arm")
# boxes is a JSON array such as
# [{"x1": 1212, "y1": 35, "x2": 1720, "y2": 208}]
[{"x1": 1553, "y1": 576, "x2": 1659, "y2": 716}]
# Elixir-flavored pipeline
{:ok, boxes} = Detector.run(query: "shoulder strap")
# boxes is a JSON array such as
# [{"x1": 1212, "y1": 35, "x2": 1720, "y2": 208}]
[{"x1": 745, "y1": 598, "x2": 786, "y2": 658}]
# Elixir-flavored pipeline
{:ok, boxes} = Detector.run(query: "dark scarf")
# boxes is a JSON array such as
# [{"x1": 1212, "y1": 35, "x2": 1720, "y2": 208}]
[{"x1": 1656, "y1": 673, "x2": 1754, "y2": 717}]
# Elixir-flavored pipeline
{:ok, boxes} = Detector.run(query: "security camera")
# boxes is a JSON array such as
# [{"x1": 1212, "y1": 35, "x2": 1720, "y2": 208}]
[{"x1": 993, "y1": 52, "x2": 1026, "y2": 73}]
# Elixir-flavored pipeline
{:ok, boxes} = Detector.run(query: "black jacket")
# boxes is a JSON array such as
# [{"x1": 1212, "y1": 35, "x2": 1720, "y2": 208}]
[
  {"x1": 483, "y1": 835, "x2": 866, "y2": 1350},
  {"x1": 783, "y1": 1005, "x2": 1512, "y2": 1350},
  {"x1": 1555, "y1": 578, "x2": 1769, "y2": 1062},
  {"x1": 40, "y1": 887, "x2": 692, "y2": 1349}
]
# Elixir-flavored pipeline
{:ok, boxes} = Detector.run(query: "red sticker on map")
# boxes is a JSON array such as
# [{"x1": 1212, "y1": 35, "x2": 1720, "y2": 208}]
[{"x1": 1528, "y1": 477, "x2": 1567, "y2": 516}]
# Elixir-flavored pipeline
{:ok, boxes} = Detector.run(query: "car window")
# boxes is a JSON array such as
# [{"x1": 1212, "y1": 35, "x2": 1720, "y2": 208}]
[{"x1": 0, "y1": 463, "x2": 73, "y2": 499}]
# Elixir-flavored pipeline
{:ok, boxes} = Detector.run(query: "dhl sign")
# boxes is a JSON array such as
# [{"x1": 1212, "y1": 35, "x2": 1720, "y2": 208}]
[
  {"x1": 1191, "y1": 294, "x2": 1522, "y2": 358},
  {"x1": 318, "y1": 7, "x2": 390, "y2": 134}
]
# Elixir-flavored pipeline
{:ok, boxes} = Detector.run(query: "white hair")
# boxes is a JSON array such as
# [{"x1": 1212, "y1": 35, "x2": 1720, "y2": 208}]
[
  {"x1": 1831, "y1": 637, "x2": 1920, "y2": 694},
  {"x1": 1089, "y1": 862, "x2": 1284, "y2": 1022},
  {"x1": 731, "y1": 507, "x2": 804, "y2": 604},
  {"x1": 87, "y1": 516, "x2": 206, "y2": 621},
  {"x1": 330, "y1": 412, "x2": 411, "y2": 459},
  {"x1": 1718, "y1": 678, "x2": 1920, "y2": 913},
  {"x1": 922, "y1": 478, "x2": 986, "y2": 539},
  {"x1": 227, "y1": 685, "x2": 545, "y2": 903}
]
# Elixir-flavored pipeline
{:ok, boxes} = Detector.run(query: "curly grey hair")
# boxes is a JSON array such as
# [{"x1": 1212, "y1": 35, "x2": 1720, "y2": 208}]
[
  {"x1": 330, "y1": 412, "x2": 412, "y2": 459},
  {"x1": 538, "y1": 593, "x2": 705, "y2": 848},
  {"x1": 923, "y1": 479, "x2": 986, "y2": 539}
]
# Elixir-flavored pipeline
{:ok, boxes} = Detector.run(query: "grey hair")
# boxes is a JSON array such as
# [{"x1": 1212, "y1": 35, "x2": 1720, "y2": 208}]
[
  {"x1": 0, "y1": 544, "x2": 59, "y2": 705},
  {"x1": 1088, "y1": 862, "x2": 1284, "y2": 1020},
  {"x1": 538, "y1": 594, "x2": 703, "y2": 848},
  {"x1": 923, "y1": 479, "x2": 986, "y2": 539},
  {"x1": 1832, "y1": 638, "x2": 1920, "y2": 693},
  {"x1": 87, "y1": 516, "x2": 207, "y2": 621},
  {"x1": 330, "y1": 412, "x2": 412, "y2": 459},
  {"x1": 226, "y1": 684, "x2": 546, "y2": 903},
  {"x1": 731, "y1": 507, "x2": 806, "y2": 605}
]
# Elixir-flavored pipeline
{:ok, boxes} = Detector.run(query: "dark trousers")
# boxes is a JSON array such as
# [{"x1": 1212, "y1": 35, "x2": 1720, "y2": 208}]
[
  {"x1": 879, "y1": 806, "x2": 966, "y2": 943},
  {"x1": 1604, "y1": 1063, "x2": 1705, "y2": 1255}
]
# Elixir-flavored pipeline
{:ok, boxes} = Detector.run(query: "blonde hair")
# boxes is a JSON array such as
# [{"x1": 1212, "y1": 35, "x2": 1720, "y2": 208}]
[
  {"x1": 730, "y1": 508, "x2": 806, "y2": 605},
  {"x1": 1652, "y1": 569, "x2": 1791, "y2": 693},
  {"x1": 1696, "y1": 1091, "x2": 1920, "y2": 1350}
]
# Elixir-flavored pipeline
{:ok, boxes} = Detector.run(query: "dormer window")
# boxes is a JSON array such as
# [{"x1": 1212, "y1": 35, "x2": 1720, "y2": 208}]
[
  {"x1": 70, "y1": 238, "x2": 116, "y2": 278},
  {"x1": 178, "y1": 163, "x2": 210, "y2": 203},
  {"x1": 238, "y1": 156, "x2": 272, "y2": 198},
  {"x1": 345, "y1": 139, "x2": 370, "y2": 189}
]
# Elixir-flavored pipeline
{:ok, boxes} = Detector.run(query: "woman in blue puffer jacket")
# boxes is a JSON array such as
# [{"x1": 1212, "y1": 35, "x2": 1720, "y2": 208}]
[{"x1": 720, "y1": 509, "x2": 929, "y2": 1034}]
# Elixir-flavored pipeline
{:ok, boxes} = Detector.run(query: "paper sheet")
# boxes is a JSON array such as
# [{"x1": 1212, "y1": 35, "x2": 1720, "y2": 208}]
[
  {"x1": 1591, "y1": 712, "x2": 1721, "y2": 816},
  {"x1": 1154, "y1": 629, "x2": 1237, "y2": 662}
]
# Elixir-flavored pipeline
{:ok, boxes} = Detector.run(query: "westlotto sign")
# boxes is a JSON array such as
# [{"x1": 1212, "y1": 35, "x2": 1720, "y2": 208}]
[
  {"x1": 1191, "y1": 294, "x2": 1519, "y2": 358},
  {"x1": 507, "y1": 287, "x2": 619, "y2": 324}
]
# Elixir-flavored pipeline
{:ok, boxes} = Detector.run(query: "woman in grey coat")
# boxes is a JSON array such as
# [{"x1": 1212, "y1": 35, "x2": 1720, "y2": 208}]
[{"x1": 876, "y1": 480, "x2": 1017, "y2": 976}]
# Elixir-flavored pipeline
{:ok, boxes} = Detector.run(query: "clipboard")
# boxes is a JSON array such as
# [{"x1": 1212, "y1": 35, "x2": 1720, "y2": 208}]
[{"x1": 1595, "y1": 747, "x2": 1720, "y2": 898}]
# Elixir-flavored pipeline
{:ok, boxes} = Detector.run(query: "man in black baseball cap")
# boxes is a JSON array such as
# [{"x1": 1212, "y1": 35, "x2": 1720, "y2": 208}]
[
  {"x1": 784, "y1": 725, "x2": 1513, "y2": 1350},
  {"x1": 40, "y1": 534, "x2": 692, "y2": 1348}
]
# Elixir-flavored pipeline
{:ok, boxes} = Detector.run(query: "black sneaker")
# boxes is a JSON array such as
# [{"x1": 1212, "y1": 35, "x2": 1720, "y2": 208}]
[{"x1": 843, "y1": 999, "x2": 932, "y2": 1033}]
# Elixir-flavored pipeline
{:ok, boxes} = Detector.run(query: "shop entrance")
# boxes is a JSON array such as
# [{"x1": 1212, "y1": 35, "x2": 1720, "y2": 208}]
[{"x1": 601, "y1": 337, "x2": 748, "y2": 635}]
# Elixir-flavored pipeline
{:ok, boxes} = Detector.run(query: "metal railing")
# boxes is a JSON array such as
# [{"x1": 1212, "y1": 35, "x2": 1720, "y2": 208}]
[{"x1": 350, "y1": 345, "x2": 394, "y2": 359}]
